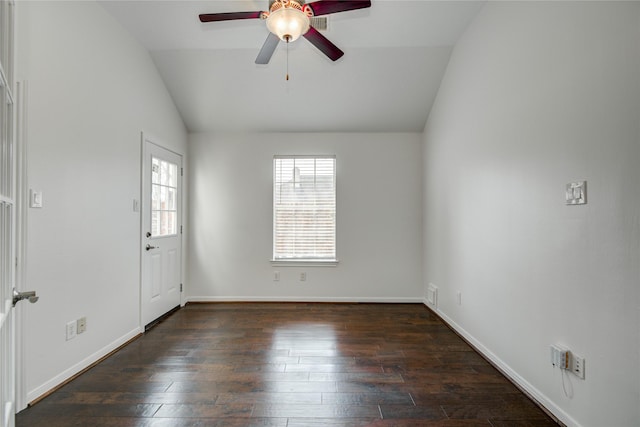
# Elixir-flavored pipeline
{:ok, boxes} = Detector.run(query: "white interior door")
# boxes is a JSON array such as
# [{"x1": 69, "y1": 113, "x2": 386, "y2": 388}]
[
  {"x1": 0, "y1": 202, "x2": 15, "y2": 427},
  {"x1": 141, "y1": 135, "x2": 182, "y2": 328},
  {"x1": 1, "y1": 1, "x2": 16, "y2": 424}
]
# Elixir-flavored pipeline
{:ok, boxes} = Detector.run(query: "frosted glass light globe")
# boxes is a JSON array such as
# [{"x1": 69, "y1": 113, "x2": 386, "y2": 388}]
[{"x1": 266, "y1": 7, "x2": 310, "y2": 42}]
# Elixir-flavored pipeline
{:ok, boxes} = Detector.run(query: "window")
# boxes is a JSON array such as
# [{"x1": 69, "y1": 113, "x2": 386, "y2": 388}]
[
  {"x1": 273, "y1": 155, "x2": 336, "y2": 263},
  {"x1": 151, "y1": 156, "x2": 178, "y2": 236}
]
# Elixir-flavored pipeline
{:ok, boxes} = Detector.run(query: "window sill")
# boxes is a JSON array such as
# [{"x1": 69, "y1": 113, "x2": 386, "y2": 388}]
[{"x1": 270, "y1": 259, "x2": 339, "y2": 267}]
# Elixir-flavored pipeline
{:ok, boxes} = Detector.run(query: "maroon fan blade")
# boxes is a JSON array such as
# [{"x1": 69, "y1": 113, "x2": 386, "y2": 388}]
[
  {"x1": 199, "y1": 11, "x2": 263, "y2": 22},
  {"x1": 307, "y1": 0, "x2": 371, "y2": 17},
  {"x1": 303, "y1": 26, "x2": 344, "y2": 61},
  {"x1": 256, "y1": 33, "x2": 280, "y2": 65}
]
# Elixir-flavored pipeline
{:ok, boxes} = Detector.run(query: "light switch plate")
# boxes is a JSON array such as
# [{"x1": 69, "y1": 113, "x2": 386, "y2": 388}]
[
  {"x1": 30, "y1": 189, "x2": 43, "y2": 208},
  {"x1": 566, "y1": 181, "x2": 586, "y2": 205},
  {"x1": 66, "y1": 321, "x2": 76, "y2": 341}
]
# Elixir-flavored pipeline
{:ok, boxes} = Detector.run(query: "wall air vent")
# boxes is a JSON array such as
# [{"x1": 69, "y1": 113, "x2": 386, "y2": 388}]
[{"x1": 310, "y1": 16, "x2": 328, "y2": 31}]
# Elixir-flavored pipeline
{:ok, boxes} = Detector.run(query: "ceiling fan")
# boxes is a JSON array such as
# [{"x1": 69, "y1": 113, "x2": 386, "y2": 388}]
[{"x1": 199, "y1": 0, "x2": 371, "y2": 64}]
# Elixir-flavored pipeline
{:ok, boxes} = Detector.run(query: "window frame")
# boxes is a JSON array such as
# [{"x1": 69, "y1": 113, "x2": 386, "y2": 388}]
[{"x1": 271, "y1": 155, "x2": 338, "y2": 266}]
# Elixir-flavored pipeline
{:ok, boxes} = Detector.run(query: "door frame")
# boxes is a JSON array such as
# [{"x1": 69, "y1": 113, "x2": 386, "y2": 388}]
[
  {"x1": 139, "y1": 132, "x2": 184, "y2": 329},
  {"x1": 14, "y1": 81, "x2": 28, "y2": 413}
]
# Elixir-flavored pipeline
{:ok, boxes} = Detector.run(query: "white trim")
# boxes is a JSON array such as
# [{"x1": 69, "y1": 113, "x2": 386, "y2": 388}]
[
  {"x1": 0, "y1": 62, "x2": 6, "y2": 88},
  {"x1": 187, "y1": 296, "x2": 424, "y2": 304},
  {"x1": 270, "y1": 259, "x2": 339, "y2": 267},
  {"x1": 138, "y1": 133, "x2": 144, "y2": 332},
  {"x1": 3, "y1": 401, "x2": 13, "y2": 427},
  {"x1": 26, "y1": 327, "x2": 142, "y2": 404},
  {"x1": 273, "y1": 154, "x2": 337, "y2": 159},
  {"x1": 0, "y1": 300, "x2": 9, "y2": 328},
  {"x1": 423, "y1": 300, "x2": 582, "y2": 427},
  {"x1": 141, "y1": 131, "x2": 183, "y2": 158},
  {"x1": 15, "y1": 80, "x2": 29, "y2": 412}
]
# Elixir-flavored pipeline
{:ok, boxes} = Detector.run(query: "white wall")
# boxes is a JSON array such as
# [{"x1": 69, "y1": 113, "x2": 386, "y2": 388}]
[
  {"x1": 422, "y1": 2, "x2": 640, "y2": 426},
  {"x1": 188, "y1": 132, "x2": 423, "y2": 301},
  {"x1": 16, "y1": 1, "x2": 187, "y2": 404}
]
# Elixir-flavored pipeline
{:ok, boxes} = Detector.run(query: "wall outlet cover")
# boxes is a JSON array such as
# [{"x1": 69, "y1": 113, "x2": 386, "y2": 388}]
[
  {"x1": 426, "y1": 284, "x2": 438, "y2": 307},
  {"x1": 77, "y1": 317, "x2": 87, "y2": 334},
  {"x1": 66, "y1": 321, "x2": 77, "y2": 340},
  {"x1": 571, "y1": 354, "x2": 585, "y2": 379}
]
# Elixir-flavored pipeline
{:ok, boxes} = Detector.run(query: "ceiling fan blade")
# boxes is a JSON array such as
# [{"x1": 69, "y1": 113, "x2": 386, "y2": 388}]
[
  {"x1": 307, "y1": 0, "x2": 371, "y2": 17},
  {"x1": 303, "y1": 27, "x2": 344, "y2": 61},
  {"x1": 256, "y1": 33, "x2": 280, "y2": 65},
  {"x1": 199, "y1": 11, "x2": 263, "y2": 22}
]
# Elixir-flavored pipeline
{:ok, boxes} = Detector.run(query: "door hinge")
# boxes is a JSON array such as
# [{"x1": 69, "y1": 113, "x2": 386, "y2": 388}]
[
  {"x1": 180, "y1": 283, "x2": 183, "y2": 292},
  {"x1": 180, "y1": 225, "x2": 183, "y2": 234},
  {"x1": 181, "y1": 167, "x2": 183, "y2": 177}
]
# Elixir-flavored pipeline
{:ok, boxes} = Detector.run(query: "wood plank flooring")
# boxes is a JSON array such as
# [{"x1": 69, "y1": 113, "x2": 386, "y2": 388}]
[{"x1": 16, "y1": 303, "x2": 559, "y2": 426}]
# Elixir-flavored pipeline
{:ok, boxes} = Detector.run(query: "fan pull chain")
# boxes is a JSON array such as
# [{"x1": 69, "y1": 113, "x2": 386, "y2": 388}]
[{"x1": 286, "y1": 38, "x2": 290, "y2": 81}]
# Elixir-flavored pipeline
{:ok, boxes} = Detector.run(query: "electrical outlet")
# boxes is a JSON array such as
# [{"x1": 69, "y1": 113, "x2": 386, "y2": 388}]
[
  {"x1": 77, "y1": 317, "x2": 87, "y2": 334},
  {"x1": 273, "y1": 271, "x2": 280, "y2": 281},
  {"x1": 456, "y1": 291, "x2": 462, "y2": 306},
  {"x1": 300, "y1": 272, "x2": 306, "y2": 281},
  {"x1": 66, "y1": 321, "x2": 77, "y2": 341},
  {"x1": 571, "y1": 354, "x2": 585, "y2": 379}
]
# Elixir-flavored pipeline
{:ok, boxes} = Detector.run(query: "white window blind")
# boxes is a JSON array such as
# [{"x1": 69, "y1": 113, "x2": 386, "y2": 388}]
[{"x1": 273, "y1": 155, "x2": 336, "y2": 261}]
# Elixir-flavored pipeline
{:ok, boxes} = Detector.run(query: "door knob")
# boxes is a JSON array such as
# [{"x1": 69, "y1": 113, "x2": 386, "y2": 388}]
[
  {"x1": 13, "y1": 289, "x2": 39, "y2": 307},
  {"x1": 146, "y1": 244, "x2": 158, "y2": 251}
]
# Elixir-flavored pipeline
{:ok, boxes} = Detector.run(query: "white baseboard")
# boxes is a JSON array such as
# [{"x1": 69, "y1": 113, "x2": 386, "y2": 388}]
[
  {"x1": 422, "y1": 300, "x2": 580, "y2": 427},
  {"x1": 187, "y1": 296, "x2": 424, "y2": 304},
  {"x1": 26, "y1": 327, "x2": 142, "y2": 404}
]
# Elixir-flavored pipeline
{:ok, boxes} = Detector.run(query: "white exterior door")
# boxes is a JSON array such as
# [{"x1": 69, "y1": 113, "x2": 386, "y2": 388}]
[{"x1": 141, "y1": 135, "x2": 182, "y2": 328}]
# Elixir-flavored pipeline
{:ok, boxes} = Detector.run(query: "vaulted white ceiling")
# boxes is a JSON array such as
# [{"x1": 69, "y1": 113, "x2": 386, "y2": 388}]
[{"x1": 99, "y1": 0, "x2": 484, "y2": 133}]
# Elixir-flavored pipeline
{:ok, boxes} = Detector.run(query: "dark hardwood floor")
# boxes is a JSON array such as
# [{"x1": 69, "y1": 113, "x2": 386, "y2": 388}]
[{"x1": 17, "y1": 303, "x2": 559, "y2": 426}]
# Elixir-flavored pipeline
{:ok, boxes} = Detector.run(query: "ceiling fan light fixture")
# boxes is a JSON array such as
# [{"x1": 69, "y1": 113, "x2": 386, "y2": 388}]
[
  {"x1": 199, "y1": 0, "x2": 371, "y2": 64},
  {"x1": 266, "y1": 1, "x2": 310, "y2": 42}
]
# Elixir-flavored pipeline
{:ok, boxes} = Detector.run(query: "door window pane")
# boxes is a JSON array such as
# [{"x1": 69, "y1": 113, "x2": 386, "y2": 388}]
[
  {"x1": 168, "y1": 163, "x2": 178, "y2": 187},
  {"x1": 151, "y1": 156, "x2": 179, "y2": 237},
  {"x1": 151, "y1": 211, "x2": 160, "y2": 237},
  {"x1": 167, "y1": 187, "x2": 177, "y2": 211}
]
